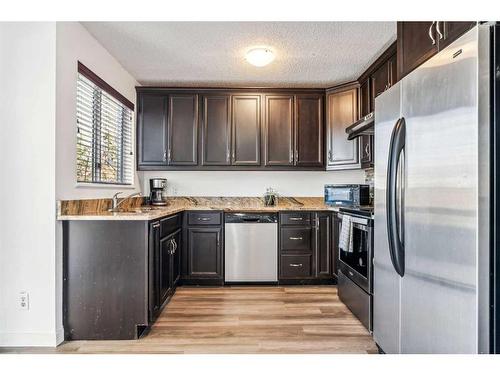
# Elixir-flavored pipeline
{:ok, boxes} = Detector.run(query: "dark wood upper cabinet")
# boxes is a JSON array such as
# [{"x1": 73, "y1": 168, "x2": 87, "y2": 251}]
[
  {"x1": 137, "y1": 89, "x2": 327, "y2": 171},
  {"x1": 168, "y1": 94, "x2": 198, "y2": 166},
  {"x1": 371, "y1": 60, "x2": 390, "y2": 99},
  {"x1": 201, "y1": 95, "x2": 231, "y2": 166},
  {"x1": 264, "y1": 95, "x2": 294, "y2": 166},
  {"x1": 326, "y1": 87, "x2": 359, "y2": 169},
  {"x1": 397, "y1": 22, "x2": 439, "y2": 80},
  {"x1": 397, "y1": 21, "x2": 475, "y2": 79},
  {"x1": 439, "y1": 22, "x2": 476, "y2": 50},
  {"x1": 388, "y1": 53, "x2": 397, "y2": 87},
  {"x1": 359, "y1": 79, "x2": 371, "y2": 118},
  {"x1": 295, "y1": 94, "x2": 323, "y2": 167},
  {"x1": 231, "y1": 95, "x2": 261, "y2": 166},
  {"x1": 138, "y1": 94, "x2": 167, "y2": 166}
]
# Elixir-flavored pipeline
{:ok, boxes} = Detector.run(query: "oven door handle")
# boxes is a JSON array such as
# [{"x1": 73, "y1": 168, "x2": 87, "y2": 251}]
[{"x1": 386, "y1": 117, "x2": 405, "y2": 277}]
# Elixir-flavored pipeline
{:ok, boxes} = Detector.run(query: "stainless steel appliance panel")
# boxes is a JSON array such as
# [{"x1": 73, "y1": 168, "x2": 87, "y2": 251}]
[
  {"x1": 373, "y1": 81, "x2": 402, "y2": 354},
  {"x1": 225, "y1": 215, "x2": 278, "y2": 282},
  {"x1": 401, "y1": 28, "x2": 481, "y2": 354},
  {"x1": 338, "y1": 270, "x2": 372, "y2": 331}
]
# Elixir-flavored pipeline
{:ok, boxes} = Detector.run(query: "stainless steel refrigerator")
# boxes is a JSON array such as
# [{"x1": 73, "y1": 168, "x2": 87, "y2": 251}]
[{"x1": 373, "y1": 24, "x2": 500, "y2": 354}]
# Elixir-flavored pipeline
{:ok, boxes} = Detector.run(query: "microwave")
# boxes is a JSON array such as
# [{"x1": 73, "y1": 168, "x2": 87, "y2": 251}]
[{"x1": 324, "y1": 184, "x2": 370, "y2": 206}]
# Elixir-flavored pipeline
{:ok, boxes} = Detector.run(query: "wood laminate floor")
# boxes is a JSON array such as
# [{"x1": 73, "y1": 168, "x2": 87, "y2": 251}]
[{"x1": 1, "y1": 286, "x2": 377, "y2": 354}]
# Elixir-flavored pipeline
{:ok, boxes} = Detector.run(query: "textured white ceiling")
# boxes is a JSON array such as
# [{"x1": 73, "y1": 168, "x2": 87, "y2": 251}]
[{"x1": 82, "y1": 22, "x2": 396, "y2": 88}]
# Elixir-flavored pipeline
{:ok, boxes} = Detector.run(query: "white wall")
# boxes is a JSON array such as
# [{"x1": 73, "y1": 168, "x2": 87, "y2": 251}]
[
  {"x1": 0, "y1": 23, "x2": 59, "y2": 346},
  {"x1": 56, "y1": 22, "x2": 141, "y2": 201},
  {"x1": 139, "y1": 170, "x2": 366, "y2": 197}
]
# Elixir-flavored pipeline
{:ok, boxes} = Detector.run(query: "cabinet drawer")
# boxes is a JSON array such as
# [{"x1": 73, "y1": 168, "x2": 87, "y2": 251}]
[
  {"x1": 280, "y1": 212, "x2": 311, "y2": 226},
  {"x1": 187, "y1": 211, "x2": 222, "y2": 226},
  {"x1": 160, "y1": 214, "x2": 181, "y2": 238},
  {"x1": 280, "y1": 254, "x2": 312, "y2": 278},
  {"x1": 280, "y1": 227, "x2": 313, "y2": 252}
]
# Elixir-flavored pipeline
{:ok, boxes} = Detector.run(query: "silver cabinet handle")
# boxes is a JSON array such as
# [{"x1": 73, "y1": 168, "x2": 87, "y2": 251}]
[
  {"x1": 289, "y1": 237, "x2": 303, "y2": 240},
  {"x1": 289, "y1": 149, "x2": 293, "y2": 164},
  {"x1": 169, "y1": 238, "x2": 174, "y2": 254},
  {"x1": 290, "y1": 263, "x2": 303, "y2": 267},
  {"x1": 429, "y1": 21, "x2": 436, "y2": 45},
  {"x1": 163, "y1": 150, "x2": 167, "y2": 161},
  {"x1": 436, "y1": 21, "x2": 443, "y2": 40},
  {"x1": 289, "y1": 217, "x2": 303, "y2": 221},
  {"x1": 226, "y1": 149, "x2": 230, "y2": 162},
  {"x1": 328, "y1": 150, "x2": 333, "y2": 162},
  {"x1": 198, "y1": 217, "x2": 211, "y2": 221},
  {"x1": 167, "y1": 149, "x2": 171, "y2": 162},
  {"x1": 152, "y1": 223, "x2": 160, "y2": 228}
]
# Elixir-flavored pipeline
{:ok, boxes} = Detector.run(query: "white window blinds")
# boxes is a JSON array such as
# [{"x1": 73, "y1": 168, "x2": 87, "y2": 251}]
[{"x1": 76, "y1": 69, "x2": 133, "y2": 185}]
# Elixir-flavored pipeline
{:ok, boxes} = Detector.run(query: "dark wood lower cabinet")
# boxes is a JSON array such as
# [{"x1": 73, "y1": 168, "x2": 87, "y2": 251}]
[
  {"x1": 315, "y1": 212, "x2": 332, "y2": 279},
  {"x1": 182, "y1": 211, "x2": 224, "y2": 285},
  {"x1": 149, "y1": 216, "x2": 182, "y2": 322},
  {"x1": 278, "y1": 211, "x2": 335, "y2": 284}
]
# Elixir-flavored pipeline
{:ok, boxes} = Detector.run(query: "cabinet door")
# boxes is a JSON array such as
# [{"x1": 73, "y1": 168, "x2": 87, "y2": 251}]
[
  {"x1": 168, "y1": 94, "x2": 198, "y2": 165},
  {"x1": 360, "y1": 135, "x2": 373, "y2": 168},
  {"x1": 332, "y1": 214, "x2": 341, "y2": 276},
  {"x1": 159, "y1": 236, "x2": 173, "y2": 304},
  {"x1": 439, "y1": 22, "x2": 476, "y2": 50},
  {"x1": 359, "y1": 80, "x2": 371, "y2": 118},
  {"x1": 264, "y1": 95, "x2": 294, "y2": 166},
  {"x1": 326, "y1": 88, "x2": 359, "y2": 169},
  {"x1": 295, "y1": 94, "x2": 323, "y2": 167},
  {"x1": 201, "y1": 95, "x2": 231, "y2": 166},
  {"x1": 138, "y1": 94, "x2": 167, "y2": 167},
  {"x1": 171, "y1": 231, "x2": 181, "y2": 287},
  {"x1": 388, "y1": 53, "x2": 397, "y2": 88},
  {"x1": 231, "y1": 95, "x2": 261, "y2": 165},
  {"x1": 371, "y1": 60, "x2": 390, "y2": 99},
  {"x1": 315, "y1": 212, "x2": 332, "y2": 278},
  {"x1": 397, "y1": 22, "x2": 438, "y2": 79},
  {"x1": 148, "y1": 222, "x2": 161, "y2": 321},
  {"x1": 187, "y1": 227, "x2": 222, "y2": 279}
]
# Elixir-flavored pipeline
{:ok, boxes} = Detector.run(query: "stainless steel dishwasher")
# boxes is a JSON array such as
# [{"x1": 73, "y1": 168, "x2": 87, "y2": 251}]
[{"x1": 224, "y1": 212, "x2": 278, "y2": 282}]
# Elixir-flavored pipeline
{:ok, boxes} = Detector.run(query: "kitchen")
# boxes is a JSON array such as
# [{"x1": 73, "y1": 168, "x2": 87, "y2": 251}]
[{"x1": 1, "y1": 4, "x2": 500, "y2": 369}]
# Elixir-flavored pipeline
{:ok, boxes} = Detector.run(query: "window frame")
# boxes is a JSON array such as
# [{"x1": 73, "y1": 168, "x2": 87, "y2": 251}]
[{"x1": 76, "y1": 61, "x2": 135, "y2": 186}]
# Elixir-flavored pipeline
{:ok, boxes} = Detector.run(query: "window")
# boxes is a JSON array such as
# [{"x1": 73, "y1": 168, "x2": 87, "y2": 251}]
[{"x1": 76, "y1": 62, "x2": 134, "y2": 185}]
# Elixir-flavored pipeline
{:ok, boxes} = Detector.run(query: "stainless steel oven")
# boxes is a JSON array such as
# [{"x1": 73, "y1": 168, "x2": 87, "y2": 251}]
[{"x1": 337, "y1": 211, "x2": 374, "y2": 332}]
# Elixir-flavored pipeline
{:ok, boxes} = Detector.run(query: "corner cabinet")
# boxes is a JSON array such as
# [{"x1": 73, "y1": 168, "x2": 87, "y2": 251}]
[{"x1": 326, "y1": 85, "x2": 360, "y2": 170}]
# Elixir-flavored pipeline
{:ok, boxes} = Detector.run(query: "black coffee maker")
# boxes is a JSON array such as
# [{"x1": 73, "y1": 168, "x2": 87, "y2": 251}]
[{"x1": 149, "y1": 178, "x2": 167, "y2": 206}]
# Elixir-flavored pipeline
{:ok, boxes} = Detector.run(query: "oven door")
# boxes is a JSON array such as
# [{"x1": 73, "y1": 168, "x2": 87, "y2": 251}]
[{"x1": 338, "y1": 213, "x2": 372, "y2": 293}]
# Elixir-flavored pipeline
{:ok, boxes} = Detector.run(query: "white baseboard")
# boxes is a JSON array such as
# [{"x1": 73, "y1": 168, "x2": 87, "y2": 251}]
[{"x1": 0, "y1": 329, "x2": 63, "y2": 347}]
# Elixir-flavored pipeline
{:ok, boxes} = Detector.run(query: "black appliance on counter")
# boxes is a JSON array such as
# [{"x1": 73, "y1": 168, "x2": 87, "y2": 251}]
[
  {"x1": 324, "y1": 184, "x2": 370, "y2": 207},
  {"x1": 149, "y1": 178, "x2": 168, "y2": 206},
  {"x1": 336, "y1": 206, "x2": 374, "y2": 332}
]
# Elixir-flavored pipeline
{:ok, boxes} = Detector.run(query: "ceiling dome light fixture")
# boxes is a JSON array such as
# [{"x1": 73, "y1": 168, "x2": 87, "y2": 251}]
[{"x1": 245, "y1": 47, "x2": 275, "y2": 67}]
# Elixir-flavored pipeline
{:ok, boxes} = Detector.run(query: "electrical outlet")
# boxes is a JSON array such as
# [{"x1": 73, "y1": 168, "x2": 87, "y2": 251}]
[{"x1": 19, "y1": 291, "x2": 29, "y2": 310}]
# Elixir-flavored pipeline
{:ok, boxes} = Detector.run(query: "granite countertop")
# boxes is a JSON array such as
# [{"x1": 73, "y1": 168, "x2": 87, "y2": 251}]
[{"x1": 57, "y1": 196, "x2": 340, "y2": 221}]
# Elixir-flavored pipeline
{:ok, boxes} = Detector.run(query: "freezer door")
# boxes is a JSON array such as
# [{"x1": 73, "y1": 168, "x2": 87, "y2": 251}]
[
  {"x1": 373, "y1": 81, "x2": 402, "y2": 354},
  {"x1": 401, "y1": 27, "x2": 487, "y2": 353}
]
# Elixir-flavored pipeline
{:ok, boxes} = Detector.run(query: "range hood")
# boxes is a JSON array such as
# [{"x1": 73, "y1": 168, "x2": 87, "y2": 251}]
[{"x1": 345, "y1": 112, "x2": 374, "y2": 140}]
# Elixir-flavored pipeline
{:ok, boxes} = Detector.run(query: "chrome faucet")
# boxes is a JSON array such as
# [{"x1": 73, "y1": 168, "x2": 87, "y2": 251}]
[{"x1": 109, "y1": 192, "x2": 142, "y2": 212}]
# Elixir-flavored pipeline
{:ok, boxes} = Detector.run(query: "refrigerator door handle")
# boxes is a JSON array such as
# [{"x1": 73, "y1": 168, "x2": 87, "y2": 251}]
[{"x1": 386, "y1": 117, "x2": 406, "y2": 277}]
